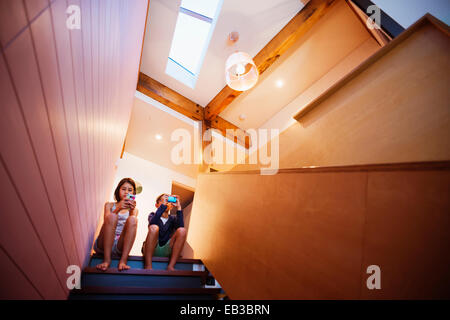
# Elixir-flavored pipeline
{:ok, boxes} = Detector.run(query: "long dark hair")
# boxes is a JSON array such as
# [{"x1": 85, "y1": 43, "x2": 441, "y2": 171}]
[{"x1": 114, "y1": 178, "x2": 136, "y2": 201}]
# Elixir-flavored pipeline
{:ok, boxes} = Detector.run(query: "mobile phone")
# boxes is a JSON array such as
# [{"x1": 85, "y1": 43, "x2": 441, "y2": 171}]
[
  {"x1": 126, "y1": 193, "x2": 135, "y2": 201},
  {"x1": 167, "y1": 196, "x2": 177, "y2": 203}
]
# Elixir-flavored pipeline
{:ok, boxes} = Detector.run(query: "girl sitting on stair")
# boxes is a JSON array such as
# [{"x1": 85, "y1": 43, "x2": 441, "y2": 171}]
[{"x1": 94, "y1": 178, "x2": 139, "y2": 271}]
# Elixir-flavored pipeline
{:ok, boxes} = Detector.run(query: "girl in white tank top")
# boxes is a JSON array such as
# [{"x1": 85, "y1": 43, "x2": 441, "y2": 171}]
[
  {"x1": 94, "y1": 178, "x2": 139, "y2": 271},
  {"x1": 111, "y1": 202, "x2": 129, "y2": 241}
]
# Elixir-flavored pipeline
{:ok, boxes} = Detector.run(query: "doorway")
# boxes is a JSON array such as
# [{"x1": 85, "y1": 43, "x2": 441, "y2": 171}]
[{"x1": 171, "y1": 181, "x2": 195, "y2": 258}]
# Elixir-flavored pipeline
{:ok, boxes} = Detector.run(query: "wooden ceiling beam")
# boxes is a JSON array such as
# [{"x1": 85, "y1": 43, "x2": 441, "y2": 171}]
[
  {"x1": 204, "y1": 0, "x2": 338, "y2": 121},
  {"x1": 206, "y1": 116, "x2": 251, "y2": 148},
  {"x1": 136, "y1": 72, "x2": 251, "y2": 148},
  {"x1": 137, "y1": 72, "x2": 204, "y2": 121}
]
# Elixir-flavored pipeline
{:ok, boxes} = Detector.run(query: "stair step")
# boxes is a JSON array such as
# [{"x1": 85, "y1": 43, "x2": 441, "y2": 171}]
[
  {"x1": 83, "y1": 267, "x2": 208, "y2": 277},
  {"x1": 89, "y1": 255, "x2": 203, "y2": 271},
  {"x1": 82, "y1": 267, "x2": 208, "y2": 288}
]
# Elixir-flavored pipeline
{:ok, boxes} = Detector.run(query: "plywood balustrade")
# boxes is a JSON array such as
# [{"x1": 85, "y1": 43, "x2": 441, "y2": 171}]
[
  {"x1": 187, "y1": 162, "x2": 450, "y2": 299},
  {"x1": 0, "y1": 0, "x2": 148, "y2": 299}
]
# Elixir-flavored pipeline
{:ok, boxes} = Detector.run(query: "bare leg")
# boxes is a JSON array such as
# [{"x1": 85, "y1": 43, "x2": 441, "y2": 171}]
[
  {"x1": 167, "y1": 227, "x2": 187, "y2": 271},
  {"x1": 116, "y1": 216, "x2": 138, "y2": 271},
  {"x1": 96, "y1": 213, "x2": 118, "y2": 271},
  {"x1": 143, "y1": 225, "x2": 159, "y2": 270}
]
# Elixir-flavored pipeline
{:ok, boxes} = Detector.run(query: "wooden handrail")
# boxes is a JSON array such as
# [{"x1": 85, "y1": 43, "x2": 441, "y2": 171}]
[{"x1": 203, "y1": 160, "x2": 450, "y2": 175}]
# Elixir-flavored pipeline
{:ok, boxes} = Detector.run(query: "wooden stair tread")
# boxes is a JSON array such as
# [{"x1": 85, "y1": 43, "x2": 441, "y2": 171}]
[
  {"x1": 83, "y1": 267, "x2": 208, "y2": 277},
  {"x1": 91, "y1": 254, "x2": 202, "y2": 264},
  {"x1": 72, "y1": 286, "x2": 221, "y2": 295}
]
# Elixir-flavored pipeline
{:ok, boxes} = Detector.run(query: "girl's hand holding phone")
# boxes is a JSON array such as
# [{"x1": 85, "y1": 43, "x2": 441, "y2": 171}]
[
  {"x1": 127, "y1": 199, "x2": 136, "y2": 211},
  {"x1": 114, "y1": 195, "x2": 135, "y2": 213},
  {"x1": 124, "y1": 194, "x2": 136, "y2": 211},
  {"x1": 113, "y1": 198, "x2": 127, "y2": 213}
]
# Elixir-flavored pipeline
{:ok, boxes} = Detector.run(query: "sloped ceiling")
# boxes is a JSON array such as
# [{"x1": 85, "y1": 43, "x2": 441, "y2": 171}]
[
  {"x1": 131, "y1": 0, "x2": 379, "y2": 177},
  {"x1": 139, "y1": 1, "x2": 376, "y2": 132},
  {"x1": 124, "y1": 94, "x2": 201, "y2": 179},
  {"x1": 139, "y1": 0, "x2": 303, "y2": 107}
]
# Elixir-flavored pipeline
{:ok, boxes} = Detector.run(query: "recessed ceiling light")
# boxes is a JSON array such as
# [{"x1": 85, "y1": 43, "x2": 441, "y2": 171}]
[
  {"x1": 275, "y1": 79, "x2": 284, "y2": 88},
  {"x1": 239, "y1": 114, "x2": 246, "y2": 121},
  {"x1": 155, "y1": 134, "x2": 162, "y2": 140}
]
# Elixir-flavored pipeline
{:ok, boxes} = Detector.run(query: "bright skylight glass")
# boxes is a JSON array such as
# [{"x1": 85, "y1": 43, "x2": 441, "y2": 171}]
[
  {"x1": 169, "y1": 12, "x2": 212, "y2": 75},
  {"x1": 166, "y1": 0, "x2": 223, "y2": 87},
  {"x1": 181, "y1": 0, "x2": 220, "y2": 19}
]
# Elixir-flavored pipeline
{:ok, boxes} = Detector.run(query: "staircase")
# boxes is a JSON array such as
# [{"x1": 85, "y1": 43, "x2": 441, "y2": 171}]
[{"x1": 69, "y1": 255, "x2": 224, "y2": 300}]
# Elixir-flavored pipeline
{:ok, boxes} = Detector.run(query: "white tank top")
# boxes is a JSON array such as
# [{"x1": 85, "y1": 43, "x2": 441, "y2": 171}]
[{"x1": 112, "y1": 203, "x2": 129, "y2": 240}]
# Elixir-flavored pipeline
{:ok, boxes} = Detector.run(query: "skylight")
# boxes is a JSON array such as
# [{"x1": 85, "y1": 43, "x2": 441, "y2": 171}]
[
  {"x1": 169, "y1": 12, "x2": 211, "y2": 75},
  {"x1": 166, "y1": 0, "x2": 223, "y2": 88},
  {"x1": 180, "y1": 0, "x2": 220, "y2": 19}
]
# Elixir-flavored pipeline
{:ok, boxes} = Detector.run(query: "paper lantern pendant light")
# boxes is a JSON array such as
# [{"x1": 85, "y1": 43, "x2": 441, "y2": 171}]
[{"x1": 225, "y1": 51, "x2": 259, "y2": 91}]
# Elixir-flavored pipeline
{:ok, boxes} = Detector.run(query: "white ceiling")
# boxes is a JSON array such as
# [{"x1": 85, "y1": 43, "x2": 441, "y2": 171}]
[
  {"x1": 125, "y1": 93, "x2": 201, "y2": 179},
  {"x1": 140, "y1": 0, "x2": 303, "y2": 107},
  {"x1": 125, "y1": 92, "x2": 249, "y2": 178}
]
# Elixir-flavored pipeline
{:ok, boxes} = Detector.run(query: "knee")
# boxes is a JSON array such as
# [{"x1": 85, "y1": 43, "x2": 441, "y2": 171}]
[
  {"x1": 127, "y1": 216, "x2": 138, "y2": 228},
  {"x1": 104, "y1": 213, "x2": 117, "y2": 225},
  {"x1": 177, "y1": 227, "x2": 187, "y2": 237},
  {"x1": 149, "y1": 224, "x2": 159, "y2": 234}
]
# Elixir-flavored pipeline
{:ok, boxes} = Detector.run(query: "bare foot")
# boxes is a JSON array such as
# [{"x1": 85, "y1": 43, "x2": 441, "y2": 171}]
[
  {"x1": 167, "y1": 266, "x2": 176, "y2": 271},
  {"x1": 118, "y1": 261, "x2": 130, "y2": 271},
  {"x1": 96, "y1": 260, "x2": 110, "y2": 271}
]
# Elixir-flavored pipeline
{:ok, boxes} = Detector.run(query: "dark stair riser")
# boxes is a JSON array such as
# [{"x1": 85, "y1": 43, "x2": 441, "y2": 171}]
[
  {"x1": 89, "y1": 257, "x2": 198, "y2": 271},
  {"x1": 69, "y1": 286, "x2": 221, "y2": 301},
  {"x1": 69, "y1": 294, "x2": 217, "y2": 300},
  {"x1": 82, "y1": 273, "x2": 205, "y2": 288}
]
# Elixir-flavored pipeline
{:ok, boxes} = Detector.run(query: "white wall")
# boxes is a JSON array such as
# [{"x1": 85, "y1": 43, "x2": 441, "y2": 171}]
[
  {"x1": 109, "y1": 151, "x2": 196, "y2": 256},
  {"x1": 373, "y1": 0, "x2": 450, "y2": 28}
]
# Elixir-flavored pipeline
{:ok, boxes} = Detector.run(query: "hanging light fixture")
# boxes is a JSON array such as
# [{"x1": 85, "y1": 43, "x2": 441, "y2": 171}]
[{"x1": 225, "y1": 32, "x2": 259, "y2": 91}]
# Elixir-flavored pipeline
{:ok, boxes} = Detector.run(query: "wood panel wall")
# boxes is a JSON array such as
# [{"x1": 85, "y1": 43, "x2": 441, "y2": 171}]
[
  {"x1": 0, "y1": 0, "x2": 148, "y2": 299},
  {"x1": 188, "y1": 162, "x2": 450, "y2": 299}
]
